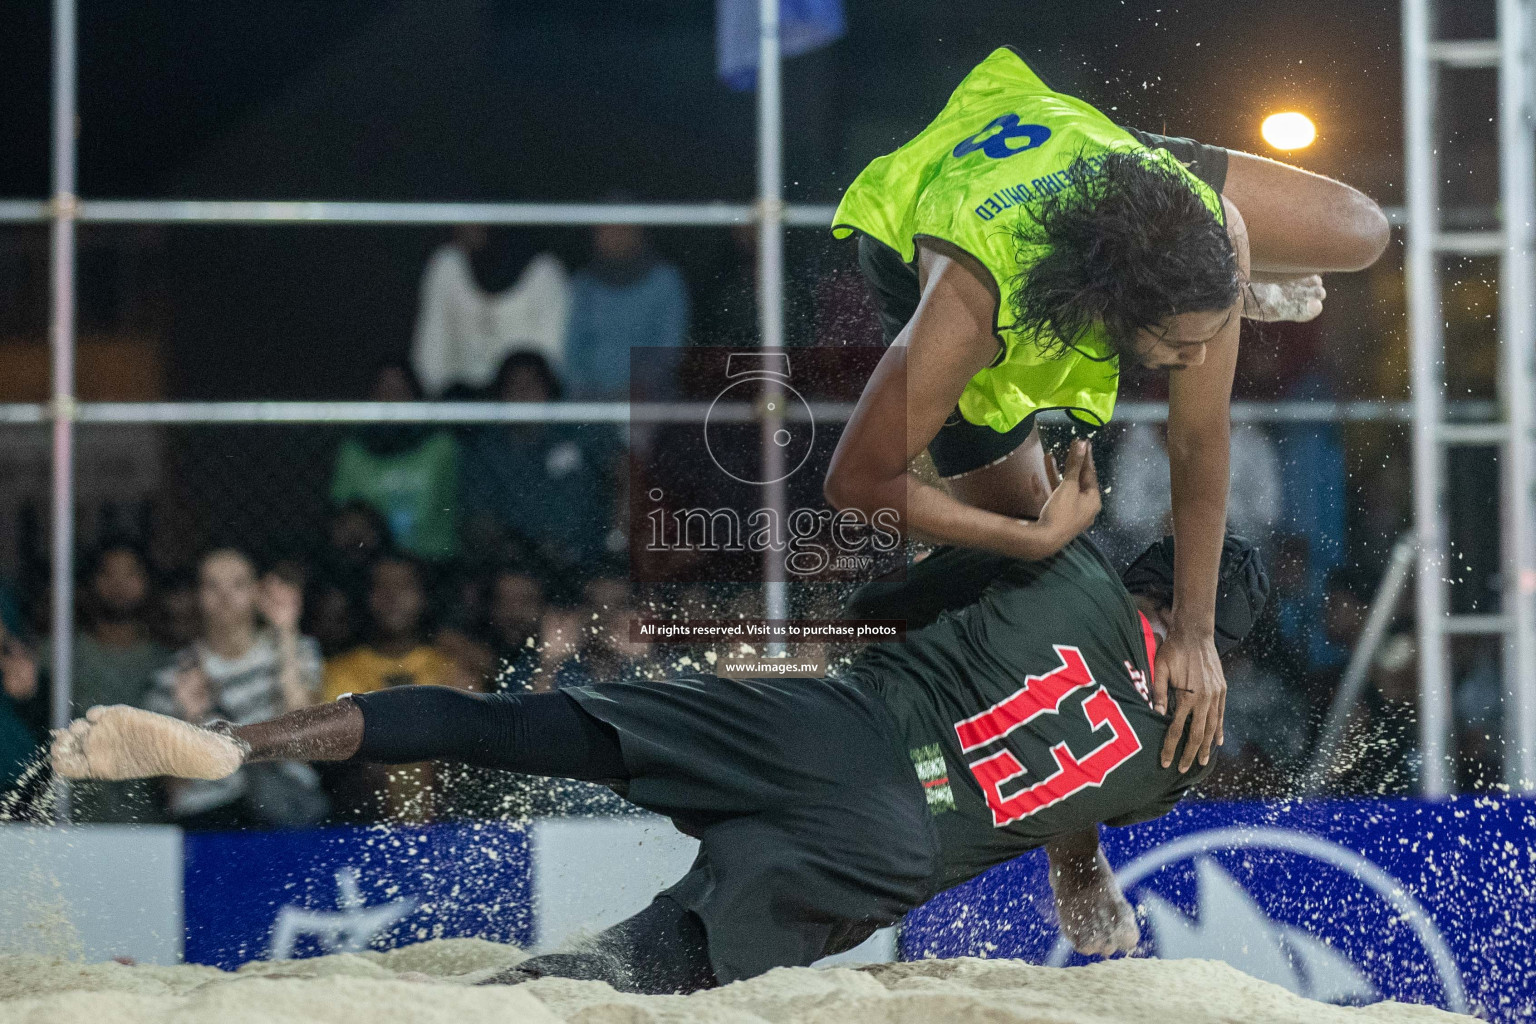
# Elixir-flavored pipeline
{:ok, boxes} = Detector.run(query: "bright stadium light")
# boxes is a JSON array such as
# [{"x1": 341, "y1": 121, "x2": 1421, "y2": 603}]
[{"x1": 1262, "y1": 111, "x2": 1317, "y2": 150}]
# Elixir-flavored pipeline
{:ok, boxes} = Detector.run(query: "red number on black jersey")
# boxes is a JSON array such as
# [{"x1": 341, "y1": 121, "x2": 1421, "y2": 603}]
[{"x1": 953, "y1": 644, "x2": 1142, "y2": 828}]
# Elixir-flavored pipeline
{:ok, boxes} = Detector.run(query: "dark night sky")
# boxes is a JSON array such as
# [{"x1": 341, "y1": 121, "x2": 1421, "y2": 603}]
[
  {"x1": 0, "y1": 0, "x2": 1463, "y2": 401},
  {"x1": 1, "y1": 0, "x2": 1413, "y2": 200}
]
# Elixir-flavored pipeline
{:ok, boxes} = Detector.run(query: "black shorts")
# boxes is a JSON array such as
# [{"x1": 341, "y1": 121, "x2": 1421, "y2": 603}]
[{"x1": 564, "y1": 676, "x2": 941, "y2": 983}]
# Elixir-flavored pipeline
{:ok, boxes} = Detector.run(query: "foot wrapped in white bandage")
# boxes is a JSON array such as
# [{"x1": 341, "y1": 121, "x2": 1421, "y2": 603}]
[{"x1": 50, "y1": 705, "x2": 245, "y2": 781}]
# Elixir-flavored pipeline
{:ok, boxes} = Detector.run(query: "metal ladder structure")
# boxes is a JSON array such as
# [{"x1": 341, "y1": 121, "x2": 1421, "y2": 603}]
[{"x1": 1403, "y1": 0, "x2": 1536, "y2": 795}]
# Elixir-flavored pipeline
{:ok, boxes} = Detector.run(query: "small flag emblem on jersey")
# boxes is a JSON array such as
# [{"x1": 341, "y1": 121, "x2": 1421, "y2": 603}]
[{"x1": 910, "y1": 743, "x2": 956, "y2": 815}]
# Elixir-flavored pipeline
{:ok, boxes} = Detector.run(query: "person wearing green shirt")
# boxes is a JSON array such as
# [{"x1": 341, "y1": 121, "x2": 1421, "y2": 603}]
[
  {"x1": 824, "y1": 46, "x2": 1387, "y2": 780},
  {"x1": 331, "y1": 361, "x2": 459, "y2": 561}
]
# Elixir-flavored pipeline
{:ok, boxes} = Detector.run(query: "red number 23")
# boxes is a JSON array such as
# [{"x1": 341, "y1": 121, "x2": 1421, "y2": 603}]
[{"x1": 953, "y1": 645, "x2": 1141, "y2": 828}]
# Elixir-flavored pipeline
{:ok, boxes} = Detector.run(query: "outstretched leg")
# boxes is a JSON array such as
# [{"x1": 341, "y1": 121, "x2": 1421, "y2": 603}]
[
  {"x1": 52, "y1": 688, "x2": 627, "y2": 783},
  {"x1": 51, "y1": 705, "x2": 251, "y2": 781}
]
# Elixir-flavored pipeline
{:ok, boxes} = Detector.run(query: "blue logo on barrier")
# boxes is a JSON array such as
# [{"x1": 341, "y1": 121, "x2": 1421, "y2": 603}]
[
  {"x1": 952, "y1": 114, "x2": 1051, "y2": 160},
  {"x1": 1047, "y1": 827, "x2": 1467, "y2": 1012},
  {"x1": 901, "y1": 797, "x2": 1536, "y2": 1022},
  {"x1": 183, "y1": 825, "x2": 532, "y2": 970}
]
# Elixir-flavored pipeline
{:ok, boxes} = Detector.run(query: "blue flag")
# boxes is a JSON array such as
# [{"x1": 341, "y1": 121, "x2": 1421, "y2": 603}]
[{"x1": 717, "y1": 0, "x2": 846, "y2": 91}]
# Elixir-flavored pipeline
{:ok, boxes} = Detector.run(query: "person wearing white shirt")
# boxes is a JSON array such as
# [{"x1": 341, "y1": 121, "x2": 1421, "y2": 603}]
[{"x1": 411, "y1": 225, "x2": 572, "y2": 397}]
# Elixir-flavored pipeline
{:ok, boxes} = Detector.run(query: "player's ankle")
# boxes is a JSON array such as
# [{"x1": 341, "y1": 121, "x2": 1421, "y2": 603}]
[{"x1": 206, "y1": 720, "x2": 252, "y2": 765}]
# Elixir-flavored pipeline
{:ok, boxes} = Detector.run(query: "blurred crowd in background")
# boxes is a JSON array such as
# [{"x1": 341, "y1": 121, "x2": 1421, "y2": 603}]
[{"x1": 0, "y1": 216, "x2": 1507, "y2": 828}]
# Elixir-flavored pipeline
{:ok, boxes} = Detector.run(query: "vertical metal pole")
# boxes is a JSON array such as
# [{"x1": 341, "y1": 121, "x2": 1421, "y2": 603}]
[
  {"x1": 1403, "y1": 0, "x2": 1454, "y2": 796},
  {"x1": 757, "y1": 0, "x2": 789, "y2": 646},
  {"x1": 1498, "y1": 0, "x2": 1536, "y2": 790},
  {"x1": 49, "y1": 0, "x2": 79, "y2": 820}
]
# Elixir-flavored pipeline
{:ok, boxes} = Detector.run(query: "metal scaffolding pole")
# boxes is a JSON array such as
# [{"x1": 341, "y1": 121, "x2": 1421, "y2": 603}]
[
  {"x1": 0, "y1": 398, "x2": 1474, "y2": 427},
  {"x1": 48, "y1": 0, "x2": 79, "y2": 819},
  {"x1": 1403, "y1": 0, "x2": 1454, "y2": 796},
  {"x1": 757, "y1": 0, "x2": 790, "y2": 644},
  {"x1": 1403, "y1": 0, "x2": 1536, "y2": 794},
  {"x1": 0, "y1": 199, "x2": 839, "y2": 227},
  {"x1": 1498, "y1": 0, "x2": 1536, "y2": 789}
]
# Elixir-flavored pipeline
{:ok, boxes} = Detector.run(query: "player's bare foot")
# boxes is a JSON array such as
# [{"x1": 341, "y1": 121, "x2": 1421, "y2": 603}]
[{"x1": 50, "y1": 705, "x2": 245, "y2": 781}]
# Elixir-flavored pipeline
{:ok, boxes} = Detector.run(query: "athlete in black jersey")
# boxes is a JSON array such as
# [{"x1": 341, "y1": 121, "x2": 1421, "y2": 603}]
[{"x1": 52, "y1": 464, "x2": 1267, "y2": 994}]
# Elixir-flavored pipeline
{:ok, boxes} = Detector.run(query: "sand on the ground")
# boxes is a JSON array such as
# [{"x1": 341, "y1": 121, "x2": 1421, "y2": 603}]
[{"x1": 0, "y1": 941, "x2": 1476, "y2": 1024}]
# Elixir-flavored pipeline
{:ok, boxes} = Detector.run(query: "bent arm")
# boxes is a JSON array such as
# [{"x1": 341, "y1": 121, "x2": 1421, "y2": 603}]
[
  {"x1": 1222, "y1": 150, "x2": 1390, "y2": 274},
  {"x1": 1149, "y1": 200, "x2": 1246, "y2": 772},
  {"x1": 824, "y1": 247, "x2": 1072, "y2": 559}
]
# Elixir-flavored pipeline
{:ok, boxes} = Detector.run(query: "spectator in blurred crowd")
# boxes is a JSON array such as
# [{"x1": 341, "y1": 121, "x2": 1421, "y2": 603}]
[
  {"x1": 322, "y1": 553, "x2": 477, "y2": 822},
  {"x1": 317, "y1": 501, "x2": 389, "y2": 597},
  {"x1": 1276, "y1": 358, "x2": 1347, "y2": 572},
  {"x1": 483, "y1": 565, "x2": 547, "y2": 690},
  {"x1": 1102, "y1": 423, "x2": 1169, "y2": 562},
  {"x1": 306, "y1": 580, "x2": 359, "y2": 660},
  {"x1": 461, "y1": 352, "x2": 620, "y2": 571},
  {"x1": 43, "y1": 540, "x2": 168, "y2": 821},
  {"x1": 1310, "y1": 567, "x2": 1374, "y2": 693},
  {"x1": 147, "y1": 549, "x2": 327, "y2": 828},
  {"x1": 1278, "y1": 362, "x2": 1349, "y2": 671},
  {"x1": 539, "y1": 574, "x2": 651, "y2": 690},
  {"x1": 1234, "y1": 328, "x2": 1351, "y2": 656},
  {"x1": 0, "y1": 615, "x2": 39, "y2": 792},
  {"x1": 1104, "y1": 422, "x2": 1281, "y2": 559},
  {"x1": 322, "y1": 554, "x2": 473, "y2": 701},
  {"x1": 305, "y1": 502, "x2": 392, "y2": 659},
  {"x1": 411, "y1": 225, "x2": 570, "y2": 397},
  {"x1": 489, "y1": 571, "x2": 644, "y2": 817},
  {"x1": 1201, "y1": 648, "x2": 1309, "y2": 798},
  {"x1": 564, "y1": 221, "x2": 689, "y2": 400},
  {"x1": 1228, "y1": 424, "x2": 1284, "y2": 545},
  {"x1": 1331, "y1": 631, "x2": 1419, "y2": 796},
  {"x1": 151, "y1": 568, "x2": 202, "y2": 651},
  {"x1": 331, "y1": 361, "x2": 459, "y2": 562}
]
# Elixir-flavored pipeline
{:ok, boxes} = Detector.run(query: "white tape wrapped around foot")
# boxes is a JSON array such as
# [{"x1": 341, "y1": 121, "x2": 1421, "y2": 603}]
[{"x1": 50, "y1": 705, "x2": 244, "y2": 781}]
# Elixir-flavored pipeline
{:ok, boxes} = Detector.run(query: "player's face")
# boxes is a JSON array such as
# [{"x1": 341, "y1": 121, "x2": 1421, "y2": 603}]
[{"x1": 1132, "y1": 306, "x2": 1234, "y2": 369}]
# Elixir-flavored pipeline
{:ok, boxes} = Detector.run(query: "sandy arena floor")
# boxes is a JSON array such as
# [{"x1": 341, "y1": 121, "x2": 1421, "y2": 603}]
[{"x1": 0, "y1": 940, "x2": 1476, "y2": 1024}]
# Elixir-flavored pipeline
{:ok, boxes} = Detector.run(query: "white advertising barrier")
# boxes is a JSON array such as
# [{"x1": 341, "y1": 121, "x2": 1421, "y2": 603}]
[
  {"x1": 0, "y1": 824, "x2": 182, "y2": 965},
  {"x1": 0, "y1": 817, "x2": 894, "y2": 972},
  {"x1": 530, "y1": 815, "x2": 896, "y2": 966}
]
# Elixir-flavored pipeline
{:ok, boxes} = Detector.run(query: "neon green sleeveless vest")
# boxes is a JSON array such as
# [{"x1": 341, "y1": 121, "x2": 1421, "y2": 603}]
[{"x1": 832, "y1": 47, "x2": 1224, "y2": 432}]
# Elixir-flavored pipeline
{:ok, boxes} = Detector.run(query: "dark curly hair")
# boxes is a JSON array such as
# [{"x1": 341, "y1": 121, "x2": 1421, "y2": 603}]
[{"x1": 1010, "y1": 150, "x2": 1239, "y2": 362}]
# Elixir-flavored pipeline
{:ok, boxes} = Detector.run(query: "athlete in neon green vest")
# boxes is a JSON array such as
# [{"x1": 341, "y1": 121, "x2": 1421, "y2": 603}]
[{"x1": 825, "y1": 47, "x2": 1387, "y2": 782}]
